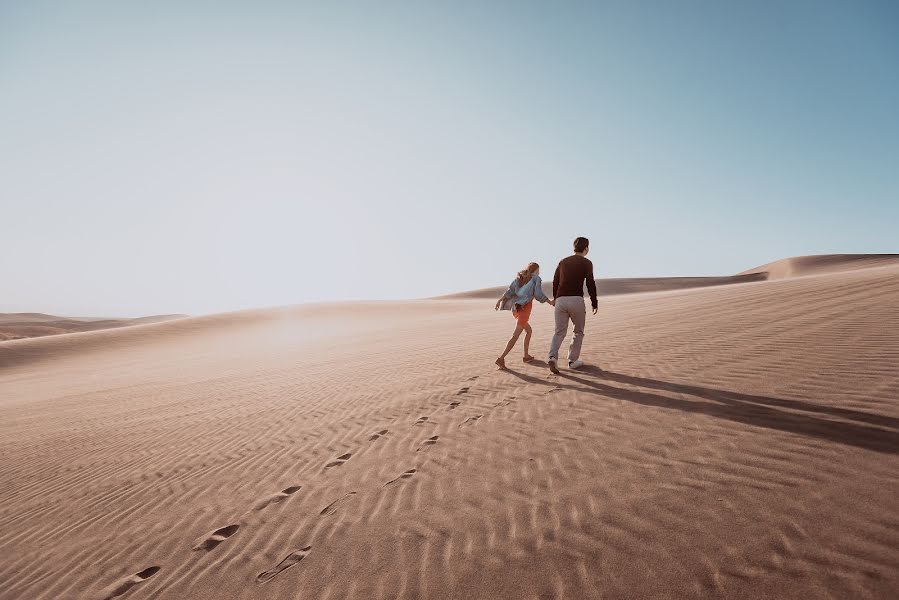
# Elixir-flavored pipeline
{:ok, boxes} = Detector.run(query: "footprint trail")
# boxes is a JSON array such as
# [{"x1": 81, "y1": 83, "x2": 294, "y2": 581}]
[
  {"x1": 384, "y1": 469, "x2": 417, "y2": 487},
  {"x1": 255, "y1": 486, "x2": 301, "y2": 511},
  {"x1": 417, "y1": 436, "x2": 440, "y2": 452},
  {"x1": 193, "y1": 524, "x2": 239, "y2": 551},
  {"x1": 256, "y1": 547, "x2": 312, "y2": 584},
  {"x1": 103, "y1": 566, "x2": 160, "y2": 599},
  {"x1": 319, "y1": 492, "x2": 357, "y2": 516},
  {"x1": 325, "y1": 453, "x2": 352, "y2": 469}
]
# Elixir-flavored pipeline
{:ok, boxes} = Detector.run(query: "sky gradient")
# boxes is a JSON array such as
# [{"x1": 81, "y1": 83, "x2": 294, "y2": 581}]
[{"x1": 2, "y1": 1, "x2": 897, "y2": 317}]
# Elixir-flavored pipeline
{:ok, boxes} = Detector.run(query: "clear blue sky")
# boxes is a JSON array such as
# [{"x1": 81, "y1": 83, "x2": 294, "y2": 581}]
[{"x1": 2, "y1": 1, "x2": 897, "y2": 317}]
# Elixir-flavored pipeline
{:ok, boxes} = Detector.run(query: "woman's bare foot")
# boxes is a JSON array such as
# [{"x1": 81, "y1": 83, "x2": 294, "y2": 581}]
[
  {"x1": 495, "y1": 357, "x2": 507, "y2": 369},
  {"x1": 522, "y1": 354, "x2": 535, "y2": 363}
]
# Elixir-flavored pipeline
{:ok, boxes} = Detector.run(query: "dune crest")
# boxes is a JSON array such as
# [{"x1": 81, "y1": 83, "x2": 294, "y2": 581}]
[
  {"x1": 445, "y1": 253, "x2": 899, "y2": 300},
  {"x1": 741, "y1": 253, "x2": 899, "y2": 280},
  {"x1": 0, "y1": 313, "x2": 187, "y2": 341}
]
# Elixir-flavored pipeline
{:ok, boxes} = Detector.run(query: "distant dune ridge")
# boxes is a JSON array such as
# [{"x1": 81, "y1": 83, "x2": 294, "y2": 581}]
[
  {"x1": 1, "y1": 254, "x2": 898, "y2": 599},
  {"x1": 0, "y1": 313, "x2": 187, "y2": 341},
  {"x1": 739, "y1": 253, "x2": 899, "y2": 279},
  {"x1": 444, "y1": 253, "x2": 899, "y2": 299}
]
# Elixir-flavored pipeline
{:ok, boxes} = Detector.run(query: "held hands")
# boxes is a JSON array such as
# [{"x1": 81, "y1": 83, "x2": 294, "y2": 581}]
[{"x1": 548, "y1": 298, "x2": 555, "y2": 307}]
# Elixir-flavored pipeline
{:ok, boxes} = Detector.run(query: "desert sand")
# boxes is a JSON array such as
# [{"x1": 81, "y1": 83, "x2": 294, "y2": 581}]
[
  {"x1": 1, "y1": 255, "x2": 898, "y2": 599},
  {"x1": 0, "y1": 313, "x2": 187, "y2": 342}
]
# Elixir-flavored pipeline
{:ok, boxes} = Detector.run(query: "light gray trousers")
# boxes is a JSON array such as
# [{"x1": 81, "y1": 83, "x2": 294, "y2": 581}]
[{"x1": 549, "y1": 296, "x2": 586, "y2": 361}]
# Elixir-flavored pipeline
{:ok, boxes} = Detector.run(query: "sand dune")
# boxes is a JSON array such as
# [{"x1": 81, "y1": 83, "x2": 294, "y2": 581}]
[
  {"x1": 740, "y1": 253, "x2": 899, "y2": 280},
  {"x1": 446, "y1": 273, "x2": 768, "y2": 300},
  {"x1": 1, "y1": 258, "x2": 898, "y2": 599},
  {"x1": 446, "y1": 254, "x2": 899, "y2": 301},
  {"x1": 0, "y1": 313, "x2": 187, "y2": 341}
]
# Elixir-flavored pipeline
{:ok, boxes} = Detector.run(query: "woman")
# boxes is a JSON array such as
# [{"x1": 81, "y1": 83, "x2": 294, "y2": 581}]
[{"x1": 494, "y1": 262, "x2": 554, "y2": 369}]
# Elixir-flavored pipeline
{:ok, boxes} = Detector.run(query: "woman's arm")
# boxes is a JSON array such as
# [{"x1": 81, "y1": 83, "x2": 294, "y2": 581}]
[
  {"x1": 495, "y1": 293, "x2": 507, "y2": 311},
  {"x1": 532, "y1": 275, "x2": 550, "y2": 303},
  {"x1": 495, "y1": 280, "x2": 516, "y2": 310}
]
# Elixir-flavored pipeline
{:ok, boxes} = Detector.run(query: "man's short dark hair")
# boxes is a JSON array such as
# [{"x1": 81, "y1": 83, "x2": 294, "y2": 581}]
[{"x1": 573, "y1": 237, "x2": 589, "y2": 253}]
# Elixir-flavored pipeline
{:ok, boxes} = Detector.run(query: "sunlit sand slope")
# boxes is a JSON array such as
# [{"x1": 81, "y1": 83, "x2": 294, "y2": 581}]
[{"x1": 1, "y1": 263, "x2": 897, "y2": 599}]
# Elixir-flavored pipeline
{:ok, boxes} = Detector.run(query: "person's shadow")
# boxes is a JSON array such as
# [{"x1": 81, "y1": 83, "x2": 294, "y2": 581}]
[{"x1": 505, "y1": 363, "x2": 899, "y2": 455}]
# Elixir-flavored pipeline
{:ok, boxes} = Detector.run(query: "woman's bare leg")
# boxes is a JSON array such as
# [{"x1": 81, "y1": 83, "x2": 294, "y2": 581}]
[
  {"x1": 496, "y1": 325, "x2": 524, "y2": 368},
  {"x1": 522, "y1": 323, "x2": 534, "y2": 361}
]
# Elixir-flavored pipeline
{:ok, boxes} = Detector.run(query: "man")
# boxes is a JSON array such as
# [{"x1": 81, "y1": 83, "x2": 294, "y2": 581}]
[{"x1": 548, "y1": 236, "x2": 598, "y2": 374}]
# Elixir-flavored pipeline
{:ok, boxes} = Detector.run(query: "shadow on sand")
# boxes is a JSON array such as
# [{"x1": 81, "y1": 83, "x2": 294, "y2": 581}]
[{"x1": 503, "y1": 363, "x2": 899, "y2": 455}]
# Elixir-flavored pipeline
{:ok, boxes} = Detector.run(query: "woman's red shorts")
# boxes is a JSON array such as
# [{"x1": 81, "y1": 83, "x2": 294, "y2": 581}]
[{"x1": 512, "y1": 300, "x2": 533, "y2": 326}]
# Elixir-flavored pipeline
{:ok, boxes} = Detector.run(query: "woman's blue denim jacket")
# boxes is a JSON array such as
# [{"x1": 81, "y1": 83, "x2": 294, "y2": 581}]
[{"x1": 499, "y1": 275, "x2": 550, "y2": 311}]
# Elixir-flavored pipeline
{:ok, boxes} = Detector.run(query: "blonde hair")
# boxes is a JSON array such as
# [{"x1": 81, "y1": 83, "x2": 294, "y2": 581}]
[{"x1": 516, "y1": 262, "x2": 540, "y2": 285}]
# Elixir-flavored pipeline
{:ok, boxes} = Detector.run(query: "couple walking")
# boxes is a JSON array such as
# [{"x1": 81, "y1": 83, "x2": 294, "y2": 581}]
[{"x1": 495, "y1": 236, "x2": 598, "y2": 374}]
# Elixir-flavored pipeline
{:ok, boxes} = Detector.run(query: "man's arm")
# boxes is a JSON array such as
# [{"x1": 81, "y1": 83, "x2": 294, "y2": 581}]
[
  {"x1": 586, "y1": 261, "x2": 598, "y2": 312},
  {"x1": 552, "y1": 264, "x2": 560, "y2": 299}
]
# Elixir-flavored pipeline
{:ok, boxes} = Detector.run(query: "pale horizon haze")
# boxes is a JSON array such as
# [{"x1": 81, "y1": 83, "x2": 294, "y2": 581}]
[{"x1": 2, "y1": 1, "x2": 897, "y2": 317}]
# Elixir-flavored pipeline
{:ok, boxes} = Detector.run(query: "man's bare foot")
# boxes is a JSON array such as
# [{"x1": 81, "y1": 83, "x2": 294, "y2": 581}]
[
  {"x1": 495, "y1": 357, "x2": 507, "y2": 370},
  {"x1": 522, "y1": 354, "x2": 535, "y2": 363}
]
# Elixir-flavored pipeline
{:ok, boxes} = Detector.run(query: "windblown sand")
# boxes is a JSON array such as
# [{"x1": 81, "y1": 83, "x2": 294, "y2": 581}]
[{"x1": 1, "y1": 257, "x2": 898, "y2": 599}]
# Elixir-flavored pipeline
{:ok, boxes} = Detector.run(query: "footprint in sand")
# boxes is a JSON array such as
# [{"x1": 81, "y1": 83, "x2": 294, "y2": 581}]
[
  {"x1": 457, "y1": 387, "x2": 470, "y2": 395},
  {"x1": 415, "y1": 416, "x2": 433, "y2": 425},
  {"x1": 193, "y1": 524, "x2": 240, "y2": 551},
  {"x1": 319, "y1": 492, "x2": 357, "y2": 516},
  {"x1": 459, "y1": 415, "x2": 482, "y2": 428},
  {"x1": 416, "y1": 435, "x2": 439, "y2": 452},
  {"x1": 494, "y1": 398, "x2": 515, "y2": 408},
  {"x1": 103, "y1": 566, "x2": 160, "y2": 599},
  {"x1": 255, "y1": 486, "x2": 302, "y2": 511},
  {"x1": 369, "y1": 429, "x2": 389, "y2": 441},
  {"x1": 256, "y1": 546, "x2": 312, "y2": 584},
  {"x1": 325, "y1": 453, "x2": 352, "y2": 469},
  {"x1": 384, "y1": 469, "x2": 417, "y2": 487},
  {"x1": 448, "y1": 400, "x2": 461, "y2": 409},
  {"x1": 468, "y1": 376, "x2": 479, "y2": 381}
]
